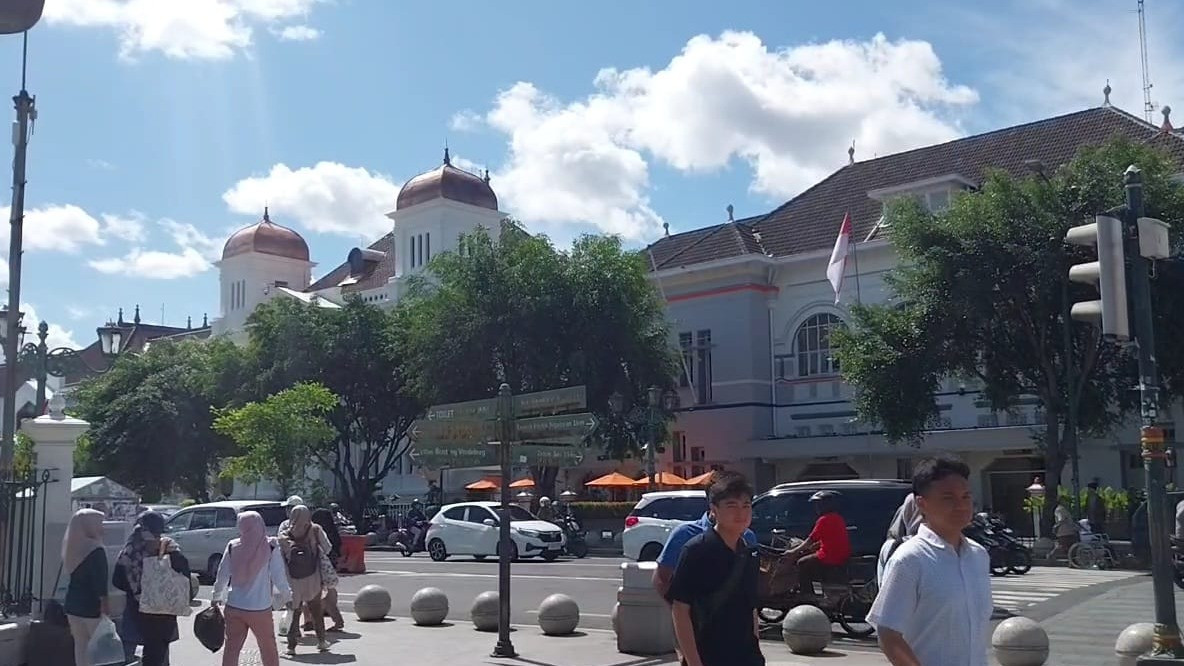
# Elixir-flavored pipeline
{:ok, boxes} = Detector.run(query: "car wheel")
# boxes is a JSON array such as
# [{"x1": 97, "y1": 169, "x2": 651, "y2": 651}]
[
  {"x1": 639, "y1": 542, "x2": 662, "y2": 562},
  {"x1": 205, "y1": 554, "x2": 222, "y2": 584},
  {"x1": 541, "y1": 550, "x2": 560, "y2": 562},
  {"x1": 428, "y1": 539, "x2": 448, "y2": 562}
]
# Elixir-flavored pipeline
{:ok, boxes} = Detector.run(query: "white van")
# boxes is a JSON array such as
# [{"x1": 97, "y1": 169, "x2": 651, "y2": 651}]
[{"x1": 162, "y1": 500, "x2": 286, "y2": 581}]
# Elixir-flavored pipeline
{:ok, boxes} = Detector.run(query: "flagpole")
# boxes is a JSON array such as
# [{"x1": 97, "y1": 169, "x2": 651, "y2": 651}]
[{"x1": 850, "y1": 237, "x2": 863, "y2": 304}]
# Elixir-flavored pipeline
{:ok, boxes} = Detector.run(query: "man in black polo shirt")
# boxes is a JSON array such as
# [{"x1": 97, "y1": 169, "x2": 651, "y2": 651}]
[{"x1": 665, "y1": 472, "x2": 764, "y2": 666}]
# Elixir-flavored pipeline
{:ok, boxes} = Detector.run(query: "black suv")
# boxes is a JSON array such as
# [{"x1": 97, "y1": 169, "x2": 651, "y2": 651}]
[{"x1": 750, "y1": 479, "x2": 911, "y2": 558}]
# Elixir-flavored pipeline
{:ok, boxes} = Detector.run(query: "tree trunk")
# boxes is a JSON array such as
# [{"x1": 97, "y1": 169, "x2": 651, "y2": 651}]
[
  {"x1": 1039, "y1": 413, "x2": 1067, "y2": 538},
  {"x1": 531, "y1": 466, "x2": 560, "y2": 503}
]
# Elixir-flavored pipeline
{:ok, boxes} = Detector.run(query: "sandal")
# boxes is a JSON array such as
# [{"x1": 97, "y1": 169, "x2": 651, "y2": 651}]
[{"x1": 328, "y1": 624, "x2": 345, "y2": 633}]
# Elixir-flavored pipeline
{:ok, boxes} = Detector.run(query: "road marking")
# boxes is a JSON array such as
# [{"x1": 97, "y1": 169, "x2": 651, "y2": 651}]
[{"x1": 365, "y1": 569, "x2": 618, "y2": 582}]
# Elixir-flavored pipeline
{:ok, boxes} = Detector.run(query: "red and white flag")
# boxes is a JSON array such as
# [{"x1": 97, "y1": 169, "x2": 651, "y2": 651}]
[{"x1": 826, "y1": 212, "x2": 852, "y2": 304}]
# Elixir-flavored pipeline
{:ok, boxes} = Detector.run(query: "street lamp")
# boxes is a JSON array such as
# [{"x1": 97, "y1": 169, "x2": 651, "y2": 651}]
[{"x1": 609, "y1": 387, "x2": 679, "y2": 491}]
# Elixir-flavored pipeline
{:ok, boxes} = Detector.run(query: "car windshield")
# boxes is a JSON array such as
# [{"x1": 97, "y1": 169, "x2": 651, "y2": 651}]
[{"x1": 506, "y1": 506, "x2": 537, "y2": 522}]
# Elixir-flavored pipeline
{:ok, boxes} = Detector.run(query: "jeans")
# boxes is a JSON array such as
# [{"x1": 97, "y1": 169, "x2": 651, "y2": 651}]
[{"x1": 223, "y1": 607, "x2": 280, "y2": 666}]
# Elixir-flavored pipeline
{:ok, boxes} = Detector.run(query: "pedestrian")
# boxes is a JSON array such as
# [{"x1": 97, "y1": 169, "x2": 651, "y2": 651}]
[
  {"x1": 1053, "y1": 499, "x2": 1079, "y2": 558},
  {"x1": 1085, "y1": 482, "x2": 1106, "y2": 534},
  {"x1": 867, "y1": 454, "x2": 991, "y2": 666},
  {"x1": 62, "y1": 508, "x2": 109, "y2": 666},
  {"x1": 279, "y1": 505, "x2": 330, "y2": 655},
  {"x1": 665, "y1": 472, "x2": 764, "y2": 666},
  {"x1": 652, "y1": 492, "x2": 757, "y2": 598},
  {"x1": 276, "y1": 495, "x2": 303, "y2": 636},
  {"x1": 309, "y1": 508, "x2": 346, "y2": 632},
  {"x1": 212, "y1": 511, "x2": 291, "y2": 666},
  {"x1": 877, "y1": 491, "x2": 923, "y2": 585},
  {"x1": 113, "y1": 510, "x2": 190, "y2": 666},
  {"x1": 787, "y1": 491, "x2": 851, "y2": 598}
]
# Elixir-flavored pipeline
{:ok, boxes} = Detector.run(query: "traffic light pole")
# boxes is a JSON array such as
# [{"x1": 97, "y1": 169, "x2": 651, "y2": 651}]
[{"x1": 1124, "y1": 166, "x2": 1184, "y2": 663}]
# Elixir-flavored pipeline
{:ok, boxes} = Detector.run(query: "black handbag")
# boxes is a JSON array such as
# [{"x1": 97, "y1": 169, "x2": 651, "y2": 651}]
[
  {"x1": 193, "y1": 604, "x2": 225, "y2": 652},
  {"x1": 41, "y1": 563, "x2": 68, "y2": 628}
]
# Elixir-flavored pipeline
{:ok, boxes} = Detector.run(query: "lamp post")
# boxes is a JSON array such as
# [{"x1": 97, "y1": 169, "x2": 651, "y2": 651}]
[{"x1": 609, "y1": 387, "x2": 678, "y2": 491}]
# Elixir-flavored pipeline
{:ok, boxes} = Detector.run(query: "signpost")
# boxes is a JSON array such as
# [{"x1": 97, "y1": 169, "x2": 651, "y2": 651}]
[{"x1": 413, "y1": 384, "x2": 592, "y2": 658}]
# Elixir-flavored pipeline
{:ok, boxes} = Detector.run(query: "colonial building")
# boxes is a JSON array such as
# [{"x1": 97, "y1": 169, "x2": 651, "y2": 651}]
[{"x1": 645, "y1": 103, "x2": 1184, "y2": 528}]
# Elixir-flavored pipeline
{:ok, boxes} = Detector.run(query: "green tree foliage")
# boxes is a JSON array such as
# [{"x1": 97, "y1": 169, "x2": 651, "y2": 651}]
[
  {"x1": 13, "y1": 432, "x2": 35, "y2": 478},
  {"x1": 71, "y1": 338, "x2": 248, "y2": 502},
  {"x1": 213, "y1": 382, "x2": 337, "y2": 497},
  {"x1": 244, "y1": 298, "x2": 422, "y2": 525},
  {"x1": 833, "y1": 138, "x2": 1184, "y2": 532},
  {"x1": 399, "y1": 222, "x2": 679, "y2": 499}
]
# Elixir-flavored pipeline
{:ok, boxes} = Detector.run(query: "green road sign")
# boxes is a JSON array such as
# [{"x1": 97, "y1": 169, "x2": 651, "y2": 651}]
[
  {"x1": 510, "y1": 444, "x2": 585, "y2": 467},
  {"x1": 410, "y1": 418, "x2": 495, "y2": 445},
  {"x1": 515, "y1": 413, "x2": 599, "y2": 443},
  {"x1": 513, "y1": 385, "x2": 587, "y2": 417},
  {"x1": 410, "y1": 442, "x2": 497, "y2": 470},
  {"x1": 426, "y1": 398, "x2": 496, "y2": 421}
]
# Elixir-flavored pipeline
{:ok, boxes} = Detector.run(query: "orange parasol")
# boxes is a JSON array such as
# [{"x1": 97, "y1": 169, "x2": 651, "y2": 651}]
[
  {"x1": 632, "y1": 471, "x2": 689, "y2": 487},
  {"x1": 509, "y1": 477, "x2": 535, "y2": 489},
  {"x1": 584, "y1": 472, "x2": 638, "y2": 488},
  {"x1": 683, "y1": 471, "x2": 716, "y2": 487},
  {"x1": 465, "y1": 478, "x2": 500, "y2": 491}
]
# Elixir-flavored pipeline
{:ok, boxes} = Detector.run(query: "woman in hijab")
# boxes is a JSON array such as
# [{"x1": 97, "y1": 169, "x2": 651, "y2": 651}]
[
  {"x1": 310, "y1": 508, "x2": 345, "y2": 632},
  {"x1": 279, "y1": 505, "x2": 330, "y2": 655},
  {"x1": 213, "y1": 511, "x2": 291, "y2": 666},
  {"x1": 62, "y1": 508, "x2": 109, "y2": 666},
  {"x1": 113, "y1": 510, "x2": 190, "y2": 666}
]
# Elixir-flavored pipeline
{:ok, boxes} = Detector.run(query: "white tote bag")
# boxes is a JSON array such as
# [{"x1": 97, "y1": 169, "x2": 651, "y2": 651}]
[{"x1": 138, "y1": 541, "x2": 192, "y2": 616}]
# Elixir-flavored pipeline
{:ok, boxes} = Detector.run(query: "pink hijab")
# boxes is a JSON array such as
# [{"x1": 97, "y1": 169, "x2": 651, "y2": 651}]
[
  {"x1": 230, "y1": 511, "x2": 271, "y2": 582},
  {"x1": 62, "y1": 508, "x2": 105, "y2": 573}
]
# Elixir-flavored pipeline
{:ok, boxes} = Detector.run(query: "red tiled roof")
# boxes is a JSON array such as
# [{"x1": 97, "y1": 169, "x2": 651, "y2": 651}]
[
  {"x1": 647, "y1": 106, "x2": 1184, "y2": 270},
  {"x1": 306, "y1": 233, "x2": 396, "y2": 294}
]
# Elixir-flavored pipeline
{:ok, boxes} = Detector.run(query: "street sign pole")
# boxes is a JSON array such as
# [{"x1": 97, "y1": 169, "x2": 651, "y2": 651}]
[{"x1": 492, "y1": 383, "x2": 517, "y2": 658}]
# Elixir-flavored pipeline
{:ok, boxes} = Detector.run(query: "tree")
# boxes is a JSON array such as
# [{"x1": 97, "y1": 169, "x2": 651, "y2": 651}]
[
  {"x1": 398, "y1": 222, "x2": 679, "y2": 500},
  {"x1": 213, "y1": 382, "x2": 338, "y2": 497},
  {"x1": 243, "y1": 298, "x2": 422, "y2": 525},
  {"x1": 832, "y1": 138, "x2": 1184, "y2": 534},
  {"x1": 71, "y1": 338, "x2": 248, "y2": 502}
]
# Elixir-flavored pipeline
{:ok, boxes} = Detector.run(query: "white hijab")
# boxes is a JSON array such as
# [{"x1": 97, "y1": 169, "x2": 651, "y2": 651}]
[{"x1": 63, "y1": 508, "x2": 106, "y2": 573}]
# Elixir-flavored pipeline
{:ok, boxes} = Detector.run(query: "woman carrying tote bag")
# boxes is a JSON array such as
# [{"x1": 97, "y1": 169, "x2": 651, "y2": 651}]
[
  {"x1": 62, "y1": 508, "x2": 109, "y2": 666},
  {"x1": 113, "y1": 511, "x2": 190, "y2": 666}
]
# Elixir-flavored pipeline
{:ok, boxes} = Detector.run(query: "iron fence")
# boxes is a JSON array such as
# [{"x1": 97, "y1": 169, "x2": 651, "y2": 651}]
[{"x1": 0, "y1": 467, "x2": 52, "y2": 618}]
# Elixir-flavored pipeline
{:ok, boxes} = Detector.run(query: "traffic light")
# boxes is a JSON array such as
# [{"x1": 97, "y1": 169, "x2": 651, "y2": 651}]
[{"x1": 1066, "y1": 214, "x2": 1130, "y2": 340}]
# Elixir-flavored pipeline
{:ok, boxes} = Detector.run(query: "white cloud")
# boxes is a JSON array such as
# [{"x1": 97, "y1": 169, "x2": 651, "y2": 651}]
[
  {"x1": 86, "y1": 158, "x2": 116, "y2": 171},
  {"x1": 102, "y1": 212, "x2": 147, "y2": 242},
  {"x1": 65, "y1": 305, "x2": 91, "y2": 321},
  {"x1": 274, "y1": 25, "x2": 320, "y2": 41},
  {"x1": 0, "y1": 204, "x2": 105, "y2": 253},
  {"x1": 450, "y1": 110, "x2": 484, "y2": 132},
  {"x1": 43, "y1": 0, "x2": 326, "y2": 61},
  {"x1": 222, "y1": 162, "x2": 401, "y2": 238},
  {"x1": 87, "y1": 218, "x2": 222, "y2": 279},
  {"x1": 478, "y1": 31, "x2": 976, "y2": 240},
  {"x1": 17, "y1": 303, "x2": 81, "y2": 351},
  {"x1": 161, "y1": 219, "x2": 223, "y2": 259}
]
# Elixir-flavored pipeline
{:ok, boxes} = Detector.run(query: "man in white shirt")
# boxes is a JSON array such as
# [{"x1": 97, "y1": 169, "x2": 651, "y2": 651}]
[{"x1": 867, "y1": 455, "x2": 992, "y2": 666}]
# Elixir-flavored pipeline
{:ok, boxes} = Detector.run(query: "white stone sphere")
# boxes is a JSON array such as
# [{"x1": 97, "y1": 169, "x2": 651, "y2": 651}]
[
  {"x1": 537, "y1": 593, "x2": 580, "y2": 635},
  {"x1": 410, "y1": 587, "x2": 449, "y2": 626},
  {"x1": 781, "y1": 605, "x2": 831, "y2": 654},
  {"x1": 991, "y1": 616, "x2": 1049, "y2": 666},
  {"x1": 1116, "y1": 622, "x2": 1155, "y2": 666},
  {"x1": 471, "y1": 591, "x2": 500, "y2": 632},
  {"x1": 352, "y1": 584, "x2": 392, "y2": 621}
]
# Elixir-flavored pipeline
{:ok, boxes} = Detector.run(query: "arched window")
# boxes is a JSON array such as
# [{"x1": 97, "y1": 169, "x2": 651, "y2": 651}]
[{"x1": 794, "y1": 313, "x2": 843, "y2": 377}]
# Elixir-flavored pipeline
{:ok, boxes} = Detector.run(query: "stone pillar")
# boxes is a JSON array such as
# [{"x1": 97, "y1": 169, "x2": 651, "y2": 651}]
[{"x1": 21, "y1": 395, "x2": 86, "y2": 605}]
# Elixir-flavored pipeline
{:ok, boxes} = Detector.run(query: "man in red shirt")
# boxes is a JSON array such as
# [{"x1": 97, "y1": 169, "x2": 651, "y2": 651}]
[{"x1": 790, "y1": 491, "x2": 851, "y2": 598}]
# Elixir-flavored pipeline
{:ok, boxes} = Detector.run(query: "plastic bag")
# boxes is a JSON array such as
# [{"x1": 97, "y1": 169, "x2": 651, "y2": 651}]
[
  {"x1": 194, "y1": 604, "x2": 226, "y2": 653},
  {"x1": 87, "y1": 617, "x2": 126, "y2": 666}
]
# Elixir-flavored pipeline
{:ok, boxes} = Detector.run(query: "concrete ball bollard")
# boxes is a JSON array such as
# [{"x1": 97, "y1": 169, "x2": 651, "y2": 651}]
[
  {"x1": 1116, "y1": 622, "x2": 1156, "y2": 666},
  {"x1": 353, "y1": 584, "x2": 392, "y2": 621},
  {"x1": 781, "y1": 605, "x2": 831, "y2": 655},
  {"x1": 410, "y1": 587, "x2": 449, "y2": 626},
  {"x1": 365, "y1": 532, "x2": 379, "y2": 547},
  {"x1": 537, "y1": 594, "x2": 580, "y2": 636},
  {"x1": 991, "y1": 617, "x2": 1050, "y2": 666},
  {"x1": 471, "y1": 591, "x2": 501, "y2": 632}
]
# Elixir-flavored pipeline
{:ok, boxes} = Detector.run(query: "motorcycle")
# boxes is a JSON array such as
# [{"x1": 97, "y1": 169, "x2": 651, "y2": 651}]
[
  {"x1": 559, "y1": 514, "x2": 588, "y2": 559},
  {"x1": 391, "y1": 520, "x2": 428, "y2": 557},
  {"x1": 1170, "y1": 536, "x2": 1184, "y2": 590},
  {"x1": 979, "y1": 513, "x2": 1032, "y2": 575},
  {"x1": 964, "y1": 513, "x2": 1031, "y2": 576}
]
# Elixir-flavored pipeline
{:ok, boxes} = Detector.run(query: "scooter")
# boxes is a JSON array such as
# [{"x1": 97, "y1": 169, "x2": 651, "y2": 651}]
[
  {"x1": 391, "y1": 520, "x2": 428, "y2": 557},
  {"x1": 559, "y1": 514, "x2": 589, "y2": 559}
]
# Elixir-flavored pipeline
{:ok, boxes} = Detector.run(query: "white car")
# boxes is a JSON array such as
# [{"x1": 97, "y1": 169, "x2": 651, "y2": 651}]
[
  {"x1": 425, "y1": 501, "x2": 565, "y2": 562},
  {"x1": 163, "y1": 500, "x2": 286, "y2": 581},
  {"x1": 623, "y1": 490, "x2": 709, "y2": 561}
]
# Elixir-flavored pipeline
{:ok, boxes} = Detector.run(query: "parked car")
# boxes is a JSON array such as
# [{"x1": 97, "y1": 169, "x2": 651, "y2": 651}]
[
  {"x1": 424, "y1": 501, "x2": 566, "y2": 562},
  {"x1": 163, "y1": 500, "x2": 286, "y2": 581},
  {"x1": 138, "y1": 504, "x2": 183, "y2": 518},
  {"x1": 623, "y1": 490, "x2": 709, "y2": 561},
  {"x1": 751, "y1": 479, "x2": 912, "y2": 558}
]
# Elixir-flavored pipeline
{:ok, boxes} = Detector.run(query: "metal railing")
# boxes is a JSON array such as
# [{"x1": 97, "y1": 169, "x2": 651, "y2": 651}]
[{"x1": 0, "y1": 467, "x2": 51, "y2": 618}]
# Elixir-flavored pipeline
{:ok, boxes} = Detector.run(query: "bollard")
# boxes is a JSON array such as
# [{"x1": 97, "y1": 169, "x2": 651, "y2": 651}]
[
  {"x1": 538, "y1": 593, "x2": 580, "y2": 635},
  {"x1": 410, "y1": 587, "x2": 449, "y2": 626},
  {"x1": 471, "y1": 591, "x2": 500, "y2": 632},
  {"x1": 615, "y1": 562, "x2": 675, "y2": 655},
  {"x1": 781, "y1": 605, "x2": 831, "y2": 655},
  {"x1": 991, "y1": 617, "x2": 1049, "y2": 666},
  {"x1": 352, "y1": 584, "x2": 392, "y2": 621},
  {"x1": 1116, "y1": 623, "x2": 1155, "y2": 666}
]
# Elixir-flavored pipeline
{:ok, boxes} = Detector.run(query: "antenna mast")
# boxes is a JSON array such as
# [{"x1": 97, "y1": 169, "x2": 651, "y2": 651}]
[{"x1": 1139, "y1": 0, "x2": 1154, "y2": 122}]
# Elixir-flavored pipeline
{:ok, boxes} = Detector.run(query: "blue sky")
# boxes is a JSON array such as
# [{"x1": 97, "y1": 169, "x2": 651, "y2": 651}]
[{"x1": 2, "y1": 0, "x2": 1182, "y2": 350}]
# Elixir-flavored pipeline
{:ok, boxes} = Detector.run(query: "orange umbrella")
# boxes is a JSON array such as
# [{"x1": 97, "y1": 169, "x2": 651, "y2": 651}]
[
  {"x1": 632, "y1": 471, "x2": 688, "y2": 487},
  {"x1": 683, "y1": 471, "x2": 716, "y2": 487},
  {"x1": 584, "y1": 472, "x2": 638, "y2": 488},
  {"x1": 465, "y1": 478, "x2": 500, "y2": 491},
  {"x1": 509, "y1": 478, "x2": 535, "y2": 489}
]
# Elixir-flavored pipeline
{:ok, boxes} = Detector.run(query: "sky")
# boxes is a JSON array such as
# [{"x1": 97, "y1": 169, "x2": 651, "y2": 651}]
[{"x1": 2, "y1": 0, "x2": 1182, "y2": 351}]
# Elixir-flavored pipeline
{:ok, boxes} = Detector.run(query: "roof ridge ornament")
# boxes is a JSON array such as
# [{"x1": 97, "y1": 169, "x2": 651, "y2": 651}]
[
  {"x1": 1103, "y1": 80, "x2": 1112, "y2": 107},
  {"x1": 1160, "y1": 105, "x2": 1173, "y2": 134},
  {"x1": 848, "y1": 139, "x2": 856, "y2": 165}
]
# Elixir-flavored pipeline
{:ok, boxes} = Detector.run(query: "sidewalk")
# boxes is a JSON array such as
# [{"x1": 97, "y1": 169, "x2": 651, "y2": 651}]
[{"x1": 169, "y1": 610, "x2": 891, "y2": 665}]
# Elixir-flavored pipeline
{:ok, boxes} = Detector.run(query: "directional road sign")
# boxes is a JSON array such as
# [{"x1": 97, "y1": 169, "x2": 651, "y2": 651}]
[
  {"x1": 515, "y1": 413, "x2": 600, "y2": 443},
  {"x1": 426, "y1": 398, "x2": 496, "y2": 421},
  {"x1": 514, "y1": 386, "x2": 587, "y2": 417},
  {"x1": 510, "y1": 444, "x2": 586, "y2": 467},
  {"x1": 409, "y1": 418, "x2": 495, "y2": 445},
  {"x1": 410, "y1": 442, "x2": 497, "y2": 470}
]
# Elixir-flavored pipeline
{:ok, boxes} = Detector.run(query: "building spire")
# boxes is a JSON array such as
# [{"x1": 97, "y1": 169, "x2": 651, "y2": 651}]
[
  {"x1": 443, "y1": 142, "x2": 451, "y2": 166},
  {"x1": 848, "y1": 140, "x2": 856, "y2": 165},
  {"x1": 133, "y1": 304, "x2": 141, "y2": 325},
  {"x1": 117, "y1": 307, "x2": 124, "y2": 325},
  {"x1": 186, "y1": 315, "x2": 192, "y2": 330},
  {"x1": 483, "y1": 168, "x2": 490, "y2": 184},
  {"x1": 263, "y1": 205, "x2": 271, "y2": 223},
  {"x1": 1103, "y1": 79, "x2": 1112, "y2": 106},
  {"x1": 202, "y1": 313, "x2": 208, "y2": 327}
]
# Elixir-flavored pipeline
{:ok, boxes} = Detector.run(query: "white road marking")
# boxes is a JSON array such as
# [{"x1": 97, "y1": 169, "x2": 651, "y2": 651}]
[{"x1": 365, "y1": 569, "x2": 618, "y2": 582}]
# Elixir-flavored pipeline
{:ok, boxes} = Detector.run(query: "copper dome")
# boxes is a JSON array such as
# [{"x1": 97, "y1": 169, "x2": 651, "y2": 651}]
[
  {"x1": 396, "y1": 149, "x2": 498, "y2": 211},
  {"x1": 221, "y1": 209, "x2": 310, "y2": 262}
]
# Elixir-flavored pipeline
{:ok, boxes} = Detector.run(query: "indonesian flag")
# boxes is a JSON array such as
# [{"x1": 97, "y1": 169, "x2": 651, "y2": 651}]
[{"x1": 826, "y1": 213, "x2": 852, "y2": 304}]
